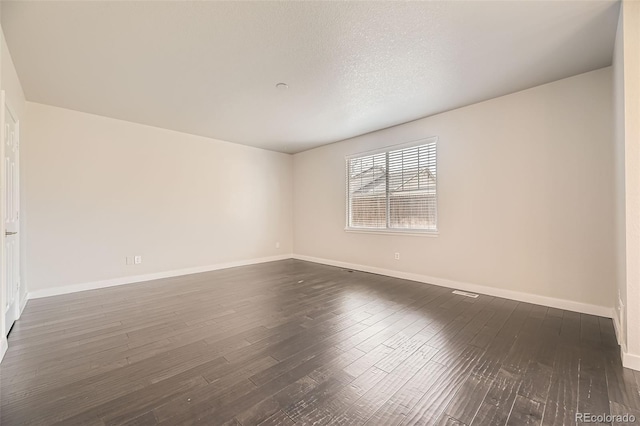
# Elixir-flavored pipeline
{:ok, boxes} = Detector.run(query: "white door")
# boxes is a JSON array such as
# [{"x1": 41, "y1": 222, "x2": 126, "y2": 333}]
[{"x1": 4, "y1": 103, "x2": 19, "y2": 335}]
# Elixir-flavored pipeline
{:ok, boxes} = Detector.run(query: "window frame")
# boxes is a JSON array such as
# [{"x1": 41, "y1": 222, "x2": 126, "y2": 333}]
[{"x1": 345, "y1": 137, "x2": 438, "y2": 236}]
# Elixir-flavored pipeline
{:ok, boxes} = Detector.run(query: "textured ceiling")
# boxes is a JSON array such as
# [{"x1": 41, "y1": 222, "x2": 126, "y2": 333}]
[{"x1": 1, "y1": 1, "x2": 620, "y2": 153}]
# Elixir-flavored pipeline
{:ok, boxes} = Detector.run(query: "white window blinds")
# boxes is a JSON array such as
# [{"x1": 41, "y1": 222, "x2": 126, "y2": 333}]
[{"x1": 346, "y1": 139, "x2": 437, "y2": 232}]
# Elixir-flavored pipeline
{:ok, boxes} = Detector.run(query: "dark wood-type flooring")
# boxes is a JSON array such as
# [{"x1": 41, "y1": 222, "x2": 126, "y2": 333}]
[{"x1": 1, "y1": 260, "x2": 639, "y2": 425}]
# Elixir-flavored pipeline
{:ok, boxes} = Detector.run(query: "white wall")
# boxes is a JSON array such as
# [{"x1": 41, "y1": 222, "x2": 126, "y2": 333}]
[
  {"x1": 22, "y1": 103, "x2": 293, "y2": 293},
  {"x1": 293, "y1": 68, "x2": 615, "y2": 313},
  {"x1": 1, "y1": 37, "x2": 25, "y2": 119},
  {"x1": 613, "y1": 0, "x2": 640, "y2": 370}
]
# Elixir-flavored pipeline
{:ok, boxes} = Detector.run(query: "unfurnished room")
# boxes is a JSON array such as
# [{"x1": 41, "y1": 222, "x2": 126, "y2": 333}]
[{"x1": 0, "y1": 0, "x2": 639, "y2": 425}]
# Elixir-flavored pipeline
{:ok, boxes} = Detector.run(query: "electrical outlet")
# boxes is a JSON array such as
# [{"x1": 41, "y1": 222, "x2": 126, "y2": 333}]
[
  {"x1": 394, "y1": 252, "x2": 400, "y2": 260},
  {"x1": 126, "y1": 256, "x2": 133, "y2": 265},
  {"x1": 134, "y1": 255, "x2": 142, "y2": 265},
  {"x1": 276, "y1": 241, "x2": 280, "y2": 249}
]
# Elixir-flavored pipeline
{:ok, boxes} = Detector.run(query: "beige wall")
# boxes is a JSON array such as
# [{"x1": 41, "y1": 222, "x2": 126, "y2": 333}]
[
  {"x1": 2, "y1": 36, "x2": 25, "y2": 118},
  {"x1": 23, "y1": 103, "x2": 293, "y2": 292},
  {"x1": 623, "y1": 0, "x2": 640, "y2": 366},
  {"x1": 293, "y1": 68, "x2": 615, "y2": 311},
  {"x1": 613, "y1": 0, "x2": 640, "y2": 368}
]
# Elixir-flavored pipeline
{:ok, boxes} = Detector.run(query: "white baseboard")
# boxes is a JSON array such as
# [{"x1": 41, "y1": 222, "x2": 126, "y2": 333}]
[
  {"x1": 25, "y1": 253, "x2": 615, "y2": 318},
  {"x1": 28, "y1": 254, "x2": 293, "y2": 299},
  {"x1": 0, "y1": 295, "x2": 28, "y2": 365},
  {"x1": 292, "y1": 254, "x2": 613, "y2": 318},
  {"x1": 612, "y1": 307, "x2": 624, "y2": 345},
  {"x1": 622, "y1": 349, "x2": 640, "y2": 371},
  {"x1": 0, "y1": 336, "x2": 7, "y2": 364},
  {"x1": 18, "y1": 292, "x2": 29, "y2": 319},
  {"x1": 612, "y1": 308, "x2": 640, "y2": 371}
]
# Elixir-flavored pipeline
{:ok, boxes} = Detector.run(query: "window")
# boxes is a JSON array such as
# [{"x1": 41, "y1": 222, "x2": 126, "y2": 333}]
[{"x1": 346, "y1": 138, "x2": 437, "y2": 233}]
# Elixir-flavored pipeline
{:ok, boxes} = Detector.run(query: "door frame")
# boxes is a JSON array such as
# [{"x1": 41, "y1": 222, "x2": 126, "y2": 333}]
[
  {"x1": 3, "y1": 99, "x2": 20, "y2": 335},
  {"x1": 0, "y1": 90, "x2": 7, "y2": 357},
  {"x1": 0, "y1": 91, "x2": 24, "y2": 360}
]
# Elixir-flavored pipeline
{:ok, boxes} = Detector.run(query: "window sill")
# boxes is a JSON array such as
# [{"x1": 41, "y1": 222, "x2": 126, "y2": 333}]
[{"x1": 344, "y1": 228, "x2": 439, "y2": 237}]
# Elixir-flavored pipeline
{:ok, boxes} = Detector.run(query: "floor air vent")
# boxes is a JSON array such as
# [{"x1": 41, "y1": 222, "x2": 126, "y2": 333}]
[{"x1": 452, "y1": 290, "x2": 479, "y2": 298}]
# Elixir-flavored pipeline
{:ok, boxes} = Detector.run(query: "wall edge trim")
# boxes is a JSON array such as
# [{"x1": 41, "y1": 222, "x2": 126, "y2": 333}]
[{"x1": 0, "y1": 336, "x2": 7, "y2": 364}]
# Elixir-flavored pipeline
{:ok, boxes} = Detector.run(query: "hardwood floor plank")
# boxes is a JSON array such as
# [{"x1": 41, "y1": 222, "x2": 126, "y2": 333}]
[
  {"x1": 290, "y1": 366, "x2": 388, "y2": 424},
  {"x1": 401, "y1": 346, "x2": 484, "y2": 425},
  {"x1": 262, "y1": 347, "x2": 364, "y2": 422},
  {"x1": 436, "y1": 415, "x2": 467, "y2": 426},
  {"x1": 364, "y1": 360, "x2": 447, "y2": 425},
  {"x1": 330, "y1": 345, "x2": 439, "y2": 425},
  {"x1": 603, "y1": 346, "x2": 640, "y2": 410},
  {"x1": 257, "y1": 410, "x2": 296, "y2": 426},
  {"x1": 470, "y1": 370, "x2": 520, "y2": 426},
  {"x1": 578, "y1": 346, "x2": 610, "y2": 417},
  {"x1": 518, "y1": 360, "x2": 553, "y2": 404},
  {"x1": 609, "y1": 401, "x2": 640, "y2": 426},
  {"x1": 441, "y1": 373, "x2": 492, "y2": 425},
  {"x1": 235, "y1": 376, "x2": 317, "y2": 425},
  {"x1": 541, "y1": 344, "x2": 580, "y2": 426},
  {"x1": 506, "y1": 395, "x2": 544, "y2": 426}
]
